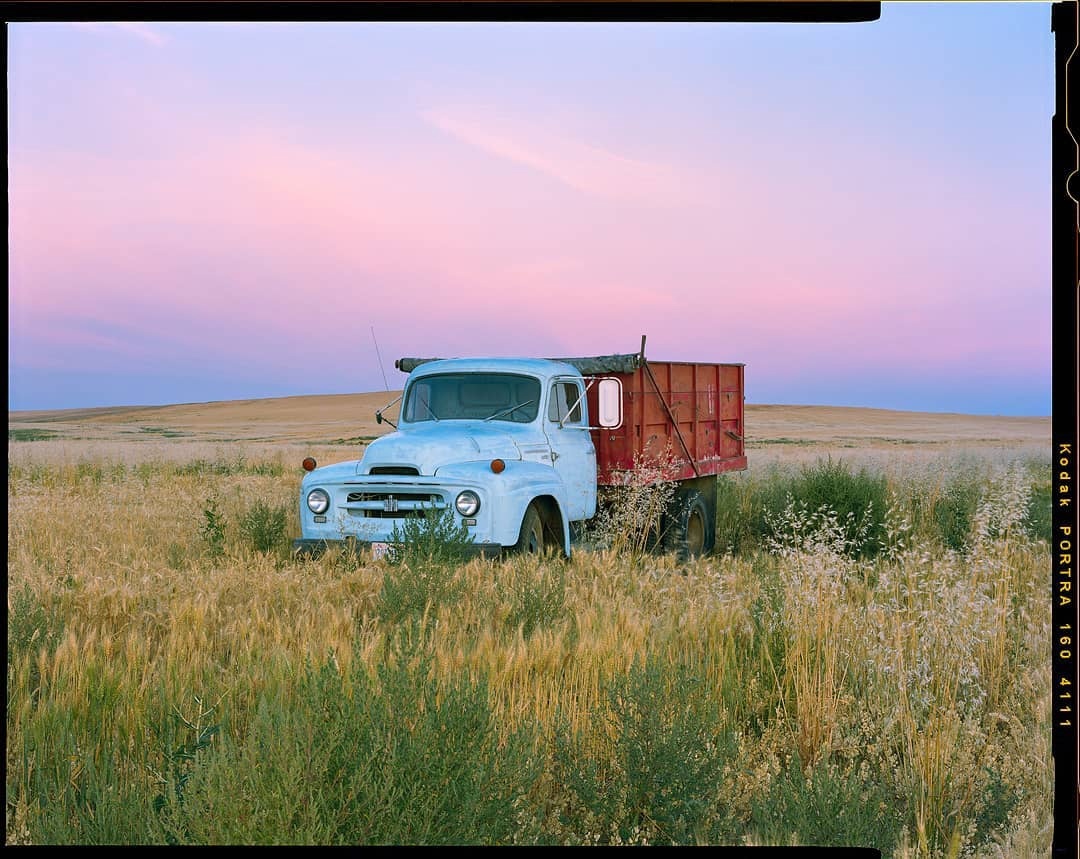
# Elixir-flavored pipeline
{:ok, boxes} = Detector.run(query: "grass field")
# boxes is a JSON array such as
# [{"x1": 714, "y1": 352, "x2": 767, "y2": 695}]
[{"x1": 6, "y1": 396, "x2": 1053, "y2": 852}]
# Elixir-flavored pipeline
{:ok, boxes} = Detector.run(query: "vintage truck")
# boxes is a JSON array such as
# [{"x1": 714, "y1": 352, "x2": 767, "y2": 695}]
[{"x1": 292, "y1": 341, "x2": 746, "y2": 560}]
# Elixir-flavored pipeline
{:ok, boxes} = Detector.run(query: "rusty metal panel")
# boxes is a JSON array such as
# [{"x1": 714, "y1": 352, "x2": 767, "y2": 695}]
[{"x1": 585, "y1": 360, "x2": 746, "y2": 486}]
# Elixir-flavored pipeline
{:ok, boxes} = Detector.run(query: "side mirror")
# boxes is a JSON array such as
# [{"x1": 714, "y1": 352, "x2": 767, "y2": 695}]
[
  {"x1": 374, "y1": 392, "x2": 401, "y2": 430},
  {"x1": 597, "y1": 378, "x2": 623, "y2": 429}
]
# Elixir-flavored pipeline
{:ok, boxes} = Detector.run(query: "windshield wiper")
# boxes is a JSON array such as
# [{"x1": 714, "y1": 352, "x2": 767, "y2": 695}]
[
  {"x1": 483, "y1": 400, "x2": 534, "y2": 422},
  {"x1": 419, "y1": 397, "x2": 440, "y2": 421}
]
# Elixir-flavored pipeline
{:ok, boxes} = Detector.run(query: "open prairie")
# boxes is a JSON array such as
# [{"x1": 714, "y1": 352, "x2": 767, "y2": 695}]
[
  {"x1": 7, "y1": 394, "x2": 1051, "y2": 468},
  {"x1": 7, "y1": 395, "x2": 1053, "y2": 852}
]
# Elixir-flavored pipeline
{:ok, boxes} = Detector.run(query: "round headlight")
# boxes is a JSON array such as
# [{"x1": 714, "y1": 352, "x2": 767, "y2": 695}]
[
  {"x1": 307, "y1": 488, "x2": 330, "y2": 515},
  {"x1": 455, "y1": 490, "x2": 481, "y2": 517}
]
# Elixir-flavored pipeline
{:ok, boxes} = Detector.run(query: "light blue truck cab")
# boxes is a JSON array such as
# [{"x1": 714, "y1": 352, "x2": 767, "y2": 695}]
[{"x1": 293, "y1": 357, "x2": 623, "y2": 558}]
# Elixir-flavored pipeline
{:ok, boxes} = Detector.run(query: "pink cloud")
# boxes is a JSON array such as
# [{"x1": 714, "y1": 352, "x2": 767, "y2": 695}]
[{"x1": 422, "y1": 105, "x2": 688, "y2": 204}]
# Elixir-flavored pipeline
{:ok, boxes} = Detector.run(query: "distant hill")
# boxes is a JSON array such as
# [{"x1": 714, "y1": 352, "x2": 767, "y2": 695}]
[{"x1": 8, "y1": 393, "x2": 1051, "y2": 451}]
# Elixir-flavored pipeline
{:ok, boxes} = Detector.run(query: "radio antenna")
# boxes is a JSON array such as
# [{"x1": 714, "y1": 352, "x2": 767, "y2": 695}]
[{"x1": 371, "y1": 326, "x2": 390, "y2": 392}]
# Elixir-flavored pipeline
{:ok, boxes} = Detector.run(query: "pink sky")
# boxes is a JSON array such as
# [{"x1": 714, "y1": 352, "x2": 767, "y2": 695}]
[{"x1": 7, "y1": 13, "x2": 1054, "y2": 414}]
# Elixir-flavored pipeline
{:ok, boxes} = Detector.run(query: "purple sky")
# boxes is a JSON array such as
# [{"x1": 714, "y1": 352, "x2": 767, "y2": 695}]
[{"x1": 8, "y1": 8, "x2": 1054, "y2": 415}]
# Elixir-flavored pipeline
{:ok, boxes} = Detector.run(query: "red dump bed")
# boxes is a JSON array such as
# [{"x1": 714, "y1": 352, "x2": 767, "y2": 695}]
[{"x1": 581, "y1": 359, "x2": 746, "y2": 486}]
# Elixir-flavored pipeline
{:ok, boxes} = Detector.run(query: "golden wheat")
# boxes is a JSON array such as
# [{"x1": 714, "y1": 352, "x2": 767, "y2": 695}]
[{"x1": 5, "y1": 418, "x2": 1052, "y2": 851}]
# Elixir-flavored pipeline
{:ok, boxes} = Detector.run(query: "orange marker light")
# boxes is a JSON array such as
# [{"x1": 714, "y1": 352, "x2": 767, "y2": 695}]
[
  {"x1": 490, "y1": 458, "x2": 505, "y2": 474},
  {"x1": 302, "y1": 457, "x2": 317, "y2": 472}
]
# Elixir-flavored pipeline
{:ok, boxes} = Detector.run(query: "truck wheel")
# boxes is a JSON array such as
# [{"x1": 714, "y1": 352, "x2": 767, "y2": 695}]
[
  {"x1": 512, "y1": 503, "x2": 545, "y2": 555},
  {"x1": 665, "y1": 490, "x2": 713, "y2": 561}
]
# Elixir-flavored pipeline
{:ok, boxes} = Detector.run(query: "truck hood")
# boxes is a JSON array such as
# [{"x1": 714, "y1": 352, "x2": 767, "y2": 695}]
[{"x1": 359, "y1": 423, "x2": 525, "y2": 475}]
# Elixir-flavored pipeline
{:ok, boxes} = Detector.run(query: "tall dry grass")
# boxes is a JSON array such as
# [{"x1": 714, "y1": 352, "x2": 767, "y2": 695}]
[{"x1": 6, "y1": 440, "x2": 1052, "y2": 851}]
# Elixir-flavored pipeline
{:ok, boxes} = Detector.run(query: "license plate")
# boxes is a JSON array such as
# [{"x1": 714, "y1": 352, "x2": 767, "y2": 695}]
[{"x1": 371, "y1": 542, "x2": 390, "y2": 561}]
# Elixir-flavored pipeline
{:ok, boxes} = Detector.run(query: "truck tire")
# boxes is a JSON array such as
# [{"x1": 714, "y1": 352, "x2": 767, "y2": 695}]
[
  {"x1": 511, "y1": 503, "x2": 545, "y2": 555},
  {"x1": 665, "y1": 489, "x2": 713, "y2": 561}
]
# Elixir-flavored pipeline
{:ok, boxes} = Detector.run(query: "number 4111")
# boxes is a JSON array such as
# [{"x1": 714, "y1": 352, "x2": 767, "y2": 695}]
[{"x1": 1060, "y1": 623, "x2": 1073, "y2": 727}]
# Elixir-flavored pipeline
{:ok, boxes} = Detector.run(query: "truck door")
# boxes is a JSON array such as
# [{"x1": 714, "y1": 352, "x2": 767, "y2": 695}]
[{"x1": 544, "y1": 378, "x2": 597, "y2": 522}]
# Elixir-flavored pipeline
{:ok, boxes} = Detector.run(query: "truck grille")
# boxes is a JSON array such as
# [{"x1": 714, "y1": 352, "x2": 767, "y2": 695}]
[
  {"x1": 343, "y1": 490, "x2": 446, "y2": 519},
  {"x1": 346, "y1": 491, "x2": 439, "y2": 504}
]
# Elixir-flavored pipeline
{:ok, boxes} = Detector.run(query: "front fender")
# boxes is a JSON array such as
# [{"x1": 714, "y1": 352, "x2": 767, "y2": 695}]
[{"x1": 435, "y1": 460, "x2": 570, "y2": 553}]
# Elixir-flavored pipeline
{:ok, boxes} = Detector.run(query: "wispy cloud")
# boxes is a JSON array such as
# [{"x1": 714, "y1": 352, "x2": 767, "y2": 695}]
[
  {"x1": 422, "y1": 105, "x2": 687, "y2": 204},
  {"x1": 68, "y1": 22, "x2": 167, "y2": 46}
]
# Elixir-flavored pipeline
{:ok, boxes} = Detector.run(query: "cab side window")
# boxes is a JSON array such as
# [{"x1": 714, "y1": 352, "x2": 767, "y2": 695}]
[{"x1": 548, "y1": 382, "x2": 584, "y2": 424}]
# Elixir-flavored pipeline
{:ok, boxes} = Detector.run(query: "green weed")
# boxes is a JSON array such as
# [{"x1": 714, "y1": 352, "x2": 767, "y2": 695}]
[
  {"x1": 551, "y1": 656, "x2": 740, "y2": 845},
  {"x1": 376, "y1": 508, "x2": 475, "y2": 625},
  {"x1": 149, "y1": 697, "x2": 222, "y2": 845},
  {"x1": 8, "y1": 428, "x2": 58, "y2": 441},
  {"x1": 716, "y1": 458, "x2": 888, "y2": 558},
  {"x1": 238, "y1": 500, "x2": 289, "y2": 554},
  {"x1": 140, "y1": 426, "x2": 189, "y2": 438},
  {"x1": 750, "y1": 755, "x2": 904, "y2": 852},
  {"x1": 1021, "y1": 464, "x2": 1052, "y2": 542},
  {"x1": 176, "y1": 458, "x2": 285, "y2": 478},
  {"x1": 7, "y1": 583, "x2": 64, "y2": 659},
  {"x1": 781, "y1": 457, "x2": 888, "y2": 558},
  {"x1": 163, "y1": 632, "x2": 541, "y2": 845},
  {"x1": 386, "y1": 506, "x2": 476, "y2": 569},
  {"x1": 200, "y1": 495, "x2": 227, "y2": 558},
  {"x1": 498, "y1": 558, "x2": 570, "y2": 640}
]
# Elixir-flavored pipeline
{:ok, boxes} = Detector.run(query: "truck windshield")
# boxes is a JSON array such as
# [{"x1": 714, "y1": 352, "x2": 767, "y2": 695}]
[{"x1": 403, "y1": 373, "x2": 542, "y2": 424}]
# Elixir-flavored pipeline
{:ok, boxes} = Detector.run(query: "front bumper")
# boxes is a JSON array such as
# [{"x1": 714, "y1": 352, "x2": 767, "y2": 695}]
[{"x1": 292, "y1": 537, "x2": 501, "y2": 560}]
